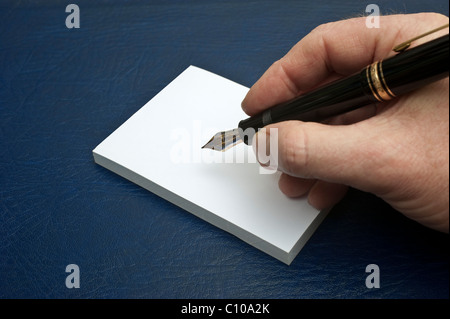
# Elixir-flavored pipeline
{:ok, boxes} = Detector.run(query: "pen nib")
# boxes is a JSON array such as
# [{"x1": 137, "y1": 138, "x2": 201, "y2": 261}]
[{"x1": 201, "y1": 128, "x2": 242, "y2": 151}]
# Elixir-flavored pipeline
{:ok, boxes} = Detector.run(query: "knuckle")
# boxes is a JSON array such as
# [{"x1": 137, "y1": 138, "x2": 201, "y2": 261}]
[
  {"x1": 310, "y1": 20, "x2": 343, "y2": 37},
  {"x1": 270, "y1": 59, "x2": 284, "y2": 74},
  {"x1": 279, "y1": 124, "x2": 310, "y2": 176},
  {"x1": 310, "y1": 22, "x2": 331, "y2": 34}
]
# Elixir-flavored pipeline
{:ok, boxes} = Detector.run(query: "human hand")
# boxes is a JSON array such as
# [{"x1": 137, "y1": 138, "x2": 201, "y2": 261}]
[{"x1": 242, "y1": 13, "x2": 449, "y2": 233}]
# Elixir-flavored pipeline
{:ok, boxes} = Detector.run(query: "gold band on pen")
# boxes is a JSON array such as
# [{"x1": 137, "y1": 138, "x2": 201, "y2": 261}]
[
  {"x1": 379, "y1": 61, "x2": 396, "y2": 98},
  {"x1": 371, "y1": 61, "x2": 392, "y2": 101},
  {"x1": 366, "y1": 60, "x2": 396, "y2": 102},
  {"x1": 366, "y1": 63, "x2": 382, "y2": 102}
]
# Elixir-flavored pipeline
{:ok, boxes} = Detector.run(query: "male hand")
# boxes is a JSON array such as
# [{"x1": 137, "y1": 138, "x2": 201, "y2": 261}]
[{"x1": 242, "y1": 13, "x2": 449, "y2": 233}]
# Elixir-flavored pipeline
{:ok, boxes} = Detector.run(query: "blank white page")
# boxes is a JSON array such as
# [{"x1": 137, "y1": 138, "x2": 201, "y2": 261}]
[{"x1": 93, "y1": 66, "x2": 328, "y2": 265}]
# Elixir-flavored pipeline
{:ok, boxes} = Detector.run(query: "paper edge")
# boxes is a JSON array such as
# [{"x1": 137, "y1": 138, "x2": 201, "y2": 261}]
[
  {"x1": 286, "y1": 208, "x2": 330, "y2": 264},
  {"x1": 93, "y1": 150, "x2": 296, "y2": 264}
]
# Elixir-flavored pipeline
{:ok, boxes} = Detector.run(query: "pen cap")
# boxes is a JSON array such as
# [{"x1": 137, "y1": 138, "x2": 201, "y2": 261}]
[{"x1": 382, "y1": 34, "x2": 449, "y2": 96}]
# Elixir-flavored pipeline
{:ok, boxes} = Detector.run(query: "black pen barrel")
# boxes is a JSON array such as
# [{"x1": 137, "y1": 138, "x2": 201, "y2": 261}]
[
  {"x1": 238, "y1": 70, "x2": 374, "y2": 144},
  {"x1": 239, "y1": 34, "x2": 449, "y2": 145},
  {"x1": 382, "y1": 34, "x2": 449, "y2": 96}
]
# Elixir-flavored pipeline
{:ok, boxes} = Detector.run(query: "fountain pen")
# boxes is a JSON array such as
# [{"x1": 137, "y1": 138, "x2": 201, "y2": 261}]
[{"x1": 202, "y1": 28, "x2": 449, "y2": 151}]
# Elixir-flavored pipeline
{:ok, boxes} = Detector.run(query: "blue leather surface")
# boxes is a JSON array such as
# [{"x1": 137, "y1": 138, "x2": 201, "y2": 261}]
[{"x1": 1, "y1": 0, "x2": 448, "y2": 299}]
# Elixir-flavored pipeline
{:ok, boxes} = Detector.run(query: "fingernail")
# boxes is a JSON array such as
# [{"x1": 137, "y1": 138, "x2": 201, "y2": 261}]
[{"x1": 241, "y1": 98, "x2": 249, "y2": 115}]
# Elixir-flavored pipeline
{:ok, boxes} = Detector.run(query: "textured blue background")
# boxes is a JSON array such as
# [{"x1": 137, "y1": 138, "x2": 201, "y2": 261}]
[{"x1": 1, "y1": 0, "x2": 448, "y2": 298}]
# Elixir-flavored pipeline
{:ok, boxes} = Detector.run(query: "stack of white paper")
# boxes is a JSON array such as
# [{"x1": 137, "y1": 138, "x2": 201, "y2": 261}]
[{"x1": 93, "y1": 66, "x2": 327, "y2": 265}]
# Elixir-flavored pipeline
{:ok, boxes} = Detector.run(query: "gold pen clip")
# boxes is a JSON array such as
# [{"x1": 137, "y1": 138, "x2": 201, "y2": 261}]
[{"x1": 393, "y1": 23, "x2": 449, "y2": 52}]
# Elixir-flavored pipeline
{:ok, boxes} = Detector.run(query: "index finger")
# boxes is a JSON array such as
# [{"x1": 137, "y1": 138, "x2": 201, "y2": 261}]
[{"x1": 241, "y1": 13, "x2": 447, "y2": 116}]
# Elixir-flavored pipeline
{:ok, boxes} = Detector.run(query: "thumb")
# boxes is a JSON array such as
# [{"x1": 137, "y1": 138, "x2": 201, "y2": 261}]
[{"x1": 253, "y1": 119, "x2": 396, "y2": 194}]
